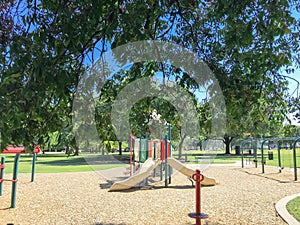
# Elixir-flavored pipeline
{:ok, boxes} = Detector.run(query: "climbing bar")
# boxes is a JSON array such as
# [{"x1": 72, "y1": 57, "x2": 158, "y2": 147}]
[{"x1": 0, "y1": 179, "x2": 18, "y2": 183}]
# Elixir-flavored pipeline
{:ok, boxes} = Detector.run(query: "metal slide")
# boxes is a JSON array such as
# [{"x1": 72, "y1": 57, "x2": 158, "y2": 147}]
[
  {"x1": 109, "y1": 158, "x2": 161, "y2": 191},
  {"x1": 168, "y1": 157, "x2": 217, "y2": 186}
]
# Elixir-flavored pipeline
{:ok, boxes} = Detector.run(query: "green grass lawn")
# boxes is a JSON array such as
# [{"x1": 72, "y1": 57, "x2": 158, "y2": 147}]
[
  {"x1": 1, "y1": 148, "x2": 298, "y2": 174},
  {"x1": 0, "y1": 153, "x2": 128, "y2": 173},
  {"x1": 286, "y1": 197, "x2": 300, "y2": 222},
  {"x1": 247, "y1": 148, "x2": 300, "y2": 168},
  {"x1": 172, "y1": 147, "x2": 300, "y2": 167},
  {"x1": 173, "y1": 152, "x2": 238, "y2": 164}
]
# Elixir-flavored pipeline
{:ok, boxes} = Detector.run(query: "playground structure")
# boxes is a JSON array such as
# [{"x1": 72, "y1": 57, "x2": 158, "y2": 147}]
[
  {"x1": 240, "y1": 137, "x2": 299, "y2": 181},
  {"x1": 0, "y1": 145, "x2": 40, "y2": 208},
  {"x1": 109, "y1": 132, "x2": 217, "y2": 191}
]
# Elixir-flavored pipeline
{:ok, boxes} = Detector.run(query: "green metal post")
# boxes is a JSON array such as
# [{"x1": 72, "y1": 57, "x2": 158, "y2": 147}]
[
  {"x1": 153, "y1": 143, "x2": 156, "y2": 177},
  {"x1": 277, "y1": 141, "x2": 281, "y2": 172},
  {"x1": 0, "y1": 156, "x2": 5, "y2": 196},
  {"x1": 160, "y1": 163, "x2": 163, "y2": 181},
  {"x1": 240, "y1": 139, "x2": 253, "y2": 168},
  {"x1": 168, "y1": 143, "x2": 172, "y2": 184},
  {"x1": 292, "y1": 137, "x2": 299, "y2": 181},
  {"x1": 139, "y1": 129, "x2": 142, "y2": 162},
  {"x1": 241, "y1": 144, "x2": 244, "y2": 168},
  {"x1": 168, "y1": 165, "x2": 172, "y2": 184},
  {"x1": 168, "y1": 124, "x2": 172, "y2": 154},
  {"x1": 164, "y1": 135, "x2": 168, "y2": 188},
  {"x1": 11, "y1": 153, "x2": 20, "y2": 208},
  {"x1": 261, "y1": 140, "x2": 268, "y2": 174},
  {"x1": 254, "y1": 140, "x2": 258, "y2": 168},
  {"x1": 240, "y1": 140, "x2": 247, "y2": 168},
  {"x1": 168, "y1": 124, "x2": 172, "y2": 184},
  {"x1": 132, "y1": 138, "x2": 135, "y2": 165},
  {"x1": 146, "y1": 132, "x2": 149, "y2": 160},
  {"x1": 31, "y1": 153, "x2": 37, "y2": 182}
]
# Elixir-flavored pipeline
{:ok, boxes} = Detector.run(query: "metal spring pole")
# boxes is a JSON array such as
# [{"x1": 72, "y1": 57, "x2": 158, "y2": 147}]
[{"x1": 188, "y1": 169, "x2": 208, "y2": 225}]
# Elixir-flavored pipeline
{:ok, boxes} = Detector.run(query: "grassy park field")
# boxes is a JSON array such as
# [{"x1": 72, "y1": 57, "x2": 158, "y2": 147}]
[
  {"x1": 1, "y1": 147, "x2": 299, "y2": 173},
  {"x1": 0, "y1": 153, "x2": 127, "y2": 173},
  {"x1": 173, "y1": 148, "x2": 300, "y2": 168}
]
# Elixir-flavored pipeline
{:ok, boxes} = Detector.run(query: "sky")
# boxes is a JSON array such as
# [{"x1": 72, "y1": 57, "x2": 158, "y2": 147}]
[
  {"x1": 287, "y1": 71, "x2": 299, "y2": 98},
  {"x1": 288, "y1": 8, "x2": 300, "y2": 98},
  {"x1": 286, "y1": 69, "x2": 300, "y2": 125}
]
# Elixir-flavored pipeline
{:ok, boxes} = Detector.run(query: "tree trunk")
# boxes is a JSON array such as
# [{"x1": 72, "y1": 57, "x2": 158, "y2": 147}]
[
  {"x1": 73, "y1": 146, "x2": 79, "y2": 156},
  {"x1": 223, "y1": 135, "x2": 233, "y2": 155},
  {"x1": 178, "y1": 133, "x2": 187, "y2": 159},
  {"x1": 118, "y1": 141, "x2": 122, "y2": 155},
  {"x1": 65, "y1": 146, "x2": 69, "y2": 154}
]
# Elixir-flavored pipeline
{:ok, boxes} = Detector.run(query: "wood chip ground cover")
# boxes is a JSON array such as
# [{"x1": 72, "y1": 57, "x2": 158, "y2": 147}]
[{"x1": 0, "y1": 165, "x2": 299, "y2": 225}]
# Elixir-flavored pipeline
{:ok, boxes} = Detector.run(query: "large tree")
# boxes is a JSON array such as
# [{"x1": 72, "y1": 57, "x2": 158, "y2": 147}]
[
  {"x1": 94, "y1": 63, "x2": 201, "y2": 157},
  {"x1": 1, "y1": 0, "x2": 299, "y2": 153},
  {"x1": 171, "y1": 0, "x2": 300, "y2": 153}
]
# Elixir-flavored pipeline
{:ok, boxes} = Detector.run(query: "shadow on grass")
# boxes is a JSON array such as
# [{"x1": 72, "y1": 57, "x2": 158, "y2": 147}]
[
  {"x1": 36, "y1": 157, "x2": 88, "y2": 166},
  {"x1": 35, "y1": 154, "x2": 130, "y2": 167}
]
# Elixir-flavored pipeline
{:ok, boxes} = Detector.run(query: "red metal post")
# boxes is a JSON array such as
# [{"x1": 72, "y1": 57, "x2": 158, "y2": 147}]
[
  {"x1": 188, "y1": 169, "x2": 208, "y2": 225},
  {"x1": 196, "y1": 171, "x2": 201, "y2": 223}
]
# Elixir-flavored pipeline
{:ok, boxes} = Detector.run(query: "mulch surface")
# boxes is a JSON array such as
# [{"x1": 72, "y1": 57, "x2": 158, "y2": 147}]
[{"x1": 0, "y1": 164, "x2": 299, "y2": 225}]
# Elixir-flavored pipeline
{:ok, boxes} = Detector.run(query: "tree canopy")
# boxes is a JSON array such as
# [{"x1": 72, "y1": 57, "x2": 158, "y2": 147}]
[{"x1": 1, "y1": 0, "x2": 300, "y2": 153}]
